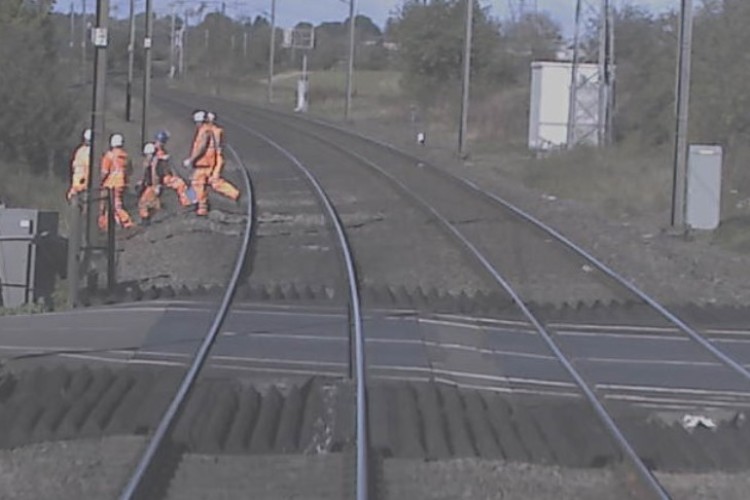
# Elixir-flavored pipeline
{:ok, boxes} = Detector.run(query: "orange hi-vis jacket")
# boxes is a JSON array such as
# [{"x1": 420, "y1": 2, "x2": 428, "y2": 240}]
[
  {"x1": 210, "y1": 123, "x2": 224, "y2": 151},
  {"x1": 155, "y1": 142, "x2": 170, "y2": 164},
  {"x1": 190, "y1": 124, "x2": 218, "y2": 169},
  {"x1": 208, "y1": 123, "x2": 225, "y2": 173},
  {"x1": 101, "y1": 147, "x2": 130, "y2": 189},
  {"x1": 71, "y1": 144, "x2": 90, "y2": 186}
]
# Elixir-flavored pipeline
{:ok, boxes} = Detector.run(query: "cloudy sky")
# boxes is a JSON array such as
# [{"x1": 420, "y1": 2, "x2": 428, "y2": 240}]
[{"x1": 84, "y1": 0, "x2": 680, "y2": 31}]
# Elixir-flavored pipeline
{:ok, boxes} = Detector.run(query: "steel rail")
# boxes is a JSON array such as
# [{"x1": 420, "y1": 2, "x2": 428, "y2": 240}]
[
  {"x1": 119, "y1": 145, "x2": 254, "y2": 500},
  {"x1": 219, "y1": 116, "x2": 370, "y2": 500},
  {"x1": 243, "y1": 103, "x2": 750, "y2": 384},
  {"x1": 232, "y1": 108, "x2": 669, "y2": 500}
]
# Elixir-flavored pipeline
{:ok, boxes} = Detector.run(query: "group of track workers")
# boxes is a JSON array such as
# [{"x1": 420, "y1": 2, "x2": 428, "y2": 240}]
[{"x1": 66, "y1": 110, "x2": 239, "y2": 229}]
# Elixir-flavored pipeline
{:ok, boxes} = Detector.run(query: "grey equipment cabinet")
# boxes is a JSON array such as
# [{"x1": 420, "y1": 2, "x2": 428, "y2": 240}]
[
  {"x1": 686, "y1": 145, "x2": 722, "y2": 231},
  {"x1": 0, "y1": 208, "x2": 60, "y2": 308}
]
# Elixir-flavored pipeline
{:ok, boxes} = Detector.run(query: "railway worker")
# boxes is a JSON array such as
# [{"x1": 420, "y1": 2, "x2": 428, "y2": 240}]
[
  {"x1": 137, "y1": 142, "x2": 162, "y2": 224},
  {"x1": 154, "y1": 130, "x2": 195, "y2": 207},
  {"x1": 183, "y1": 110, "x2": 214, "y2": 216},
  {"x1": 66, "y1": 129, "x2": 91, "y2": 201},
  {"x1": 205, "y1": 111, "x2": 240, "y2": 202},
  {"x1": 98, "y1": 133, "x2": 135, "y2": 230}
]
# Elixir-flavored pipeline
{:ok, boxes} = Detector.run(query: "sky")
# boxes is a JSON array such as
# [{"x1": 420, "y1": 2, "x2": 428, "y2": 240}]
[{"x1": 68, "y1": 0, "x2": 680, "y2": 32}]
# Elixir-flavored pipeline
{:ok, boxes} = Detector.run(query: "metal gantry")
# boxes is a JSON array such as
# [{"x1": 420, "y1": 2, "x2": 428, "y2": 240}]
[{"x1": 567, "y1": 0, "x2": 615, "y2": 148}]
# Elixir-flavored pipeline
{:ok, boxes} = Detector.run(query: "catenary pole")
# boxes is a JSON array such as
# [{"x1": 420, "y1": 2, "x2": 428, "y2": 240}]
[
  {"x1": 86, "y1": 0, "x2": 109, "y2": 273},
  {"x1": 671, "y1": 0, "x2": 694, "y2": 229},
  {"x1": 142, "y1": 0, "x2": 154, "y2": 147},
  {"x1": 268, "y1": 0, "x2": 276, "y2": 102},
  {"x1": 458, "y1": 0, "x2": 474, "y2": 156},
  {"x1": 126, "y1": 0, "x2": 135, "y2": 121},
  {"x1": 345, "y1": 0, "x2": 356, "y2": 120}
]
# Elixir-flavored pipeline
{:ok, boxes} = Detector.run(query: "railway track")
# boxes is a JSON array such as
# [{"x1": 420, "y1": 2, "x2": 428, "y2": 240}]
[
  {"x1": 1, "y1": 90, "x2": 750, "y2": 498},
  {"x1": 154, "y1": 90, "x2": 750, "y2": 497}
]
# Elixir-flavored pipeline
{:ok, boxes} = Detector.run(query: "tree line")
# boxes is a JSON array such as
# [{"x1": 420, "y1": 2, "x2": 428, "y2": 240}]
[
  {"x1": 0, "y1": 0, "x2": 83, "y2": 180},
  {"x1": 4, "y1": 0, "x2": 750, "y2": 186}
]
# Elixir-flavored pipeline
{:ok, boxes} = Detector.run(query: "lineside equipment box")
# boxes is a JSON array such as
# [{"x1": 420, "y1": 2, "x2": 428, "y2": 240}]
[
  {"x1": 528, "y1": 61, "x2": 600, "y2": 151},
  {"x1": 686, "y1": 145, "x2": 722, "y2": 231},
  {"x1": 0, "y1": 208, "x2": 60, "y2": 308}
]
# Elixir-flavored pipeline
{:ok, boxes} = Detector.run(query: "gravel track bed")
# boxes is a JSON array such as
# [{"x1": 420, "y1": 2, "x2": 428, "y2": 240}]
[
  {"x1": 107, "y1": 98, "x2": 249, "y2": 292},
  {"x1": 0, "y1": 436, "x2": 145, "y2": 499},
  {"x1": 343, "y1": 116, "x2": 750, "y2": 307},
  {"x1": 233, "y1": 105, "x2": 633, "y2": 306},
  {"x1": 228, "y1": 110, "x2": 494, "y2": 296},
  {"x1": 3, "y1": 440, "x2": 749, "y2": 499},
  {"x1": 171, "y1": 91, "x2": 631, "y2": 305},
  {"x1": 0, "y1": 366, "x2": 747, "y2": 473},
  {"x1": 117, "y1": 207, "x2": 244, "y2": 289},
  {"x1": 155, "y1": 95, "x2": 343, "y2": 297}
]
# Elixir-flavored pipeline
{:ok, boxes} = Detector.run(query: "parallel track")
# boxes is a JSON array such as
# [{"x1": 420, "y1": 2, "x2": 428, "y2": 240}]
[{"x1": 161, "y1": 89, "x2": 750, "y2": 498}]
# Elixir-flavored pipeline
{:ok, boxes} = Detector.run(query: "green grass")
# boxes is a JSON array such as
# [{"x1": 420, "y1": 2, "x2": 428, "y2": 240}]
[
  {"x1": 485, "y1": 144, "x2": 675, "y2": 219},
  {"x1": 172, "y1": 70, "x2": 406, "y2": 121},
  {"x1": 0, "y1": 163, "x2": 68, "y2": 227},
  {"x1": 0, "y1": 302, "x2": 46, "y2": 316},
  {"x1": 273, "y1": 69, "x2": 402, "y2": 97}
]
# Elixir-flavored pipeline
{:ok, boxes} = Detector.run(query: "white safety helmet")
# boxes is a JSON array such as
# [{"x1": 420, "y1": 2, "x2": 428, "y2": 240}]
[
  {"x1": 206, "y1": 111, "x2": 216, "y2": 123},
  {"x1": 143, "y1": 142, "x2": 156, "y2": 155},
  {"x1": 83, "y1": 129, "x2": 92, "y2": 143},
  {"x1": 110, "y1": 133, "x2": 124, "y2": 148},
  {"x1": 192, "y1": 110, "x2": 206, "y2": 123}
]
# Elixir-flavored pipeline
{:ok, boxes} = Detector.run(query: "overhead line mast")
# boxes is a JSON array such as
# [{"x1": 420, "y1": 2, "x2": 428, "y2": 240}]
[{"x1": 567, "y1": 0, "x2": 615, "y2": 149}]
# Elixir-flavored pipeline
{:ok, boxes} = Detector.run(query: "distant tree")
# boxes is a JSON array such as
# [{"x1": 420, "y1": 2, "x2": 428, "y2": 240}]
[
  {"x1": 352, "y1": 15, "x2": 382, "y2": 40},
  {"x1": 389, "y1": 0, "x2": 501, "y2": 104},
  {"x1": 610, "y1": 6, "x2": 676, "y2": 146},
  {"x1": 690, "y1": 0, "x2": 750, "y2": 148},
  {"x1": 0, "y1": 0, "x2": 83, "y2": 178},
  {"x1": 496, "y1": 12, "x2": 562, "y2": 82}
]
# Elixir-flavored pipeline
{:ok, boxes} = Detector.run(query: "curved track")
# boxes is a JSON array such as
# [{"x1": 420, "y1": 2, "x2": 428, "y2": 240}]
[
  {"x1": 1, "y1": 89, "x2": 749, "y2": 499},
  {"x1": 119, "y1": 146, "x2": 256, "y2": 499},
  {"x1": 157, "y1": 88, "x2": 750, "y2": 498}
]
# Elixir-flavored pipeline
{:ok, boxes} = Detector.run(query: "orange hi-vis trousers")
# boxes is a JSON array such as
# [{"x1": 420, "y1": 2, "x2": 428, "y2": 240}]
[
  {"x1": 163, "y1": 174, "x2": 192, "y2": 206},
  {"x1": 67, "y1": 175, "x2": 88, "y2": 200},
  {"x1": 209, "y1": 155, "x2": 239, "y2": 201},
  {"x1": 98, "y1": 187, "x2": 134, "y2": 230},
  {"x1": 191, "y1": 167, "x2": 212, "y2": 216},
  {"x1": 138, "y1": 186, "x2": 162, "y2": 220}
]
